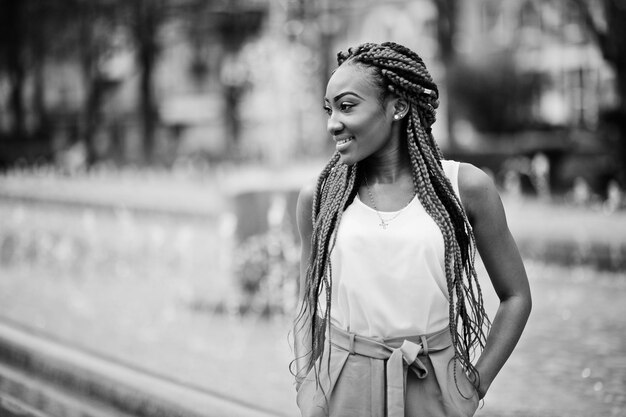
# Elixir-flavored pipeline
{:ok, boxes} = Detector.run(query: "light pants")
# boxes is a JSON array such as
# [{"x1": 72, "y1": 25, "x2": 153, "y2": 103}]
[{"x1": 296, "y1": 324, "x2": 479, "y2": 417}]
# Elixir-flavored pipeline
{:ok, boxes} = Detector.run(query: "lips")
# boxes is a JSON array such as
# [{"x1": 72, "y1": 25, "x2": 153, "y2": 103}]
[
  {"x1": 335, "y1": 136, "x2": 354, "y2": 152},
  {"x1": 335, "y1": 136, "x2": 354, "y2": 145}
]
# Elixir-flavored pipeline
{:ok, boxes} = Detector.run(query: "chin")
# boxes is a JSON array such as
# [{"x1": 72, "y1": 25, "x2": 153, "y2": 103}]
[{"x1": 338, "y1": 153, "x2": 358, "y2": 166}]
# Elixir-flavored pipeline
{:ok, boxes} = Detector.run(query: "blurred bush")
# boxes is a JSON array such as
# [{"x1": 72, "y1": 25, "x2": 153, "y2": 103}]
[{"x1": 233, "y1": 226, "x2": 299, "y2": 318}]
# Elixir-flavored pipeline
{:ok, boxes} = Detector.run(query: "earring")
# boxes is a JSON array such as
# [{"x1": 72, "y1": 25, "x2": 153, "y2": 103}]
[{"x1": 394, "y1": 114, "x2": 401, "y2": 120}]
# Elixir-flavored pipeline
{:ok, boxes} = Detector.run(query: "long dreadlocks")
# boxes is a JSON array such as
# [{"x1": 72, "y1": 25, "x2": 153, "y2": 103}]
[{"x1": 294, "y1": 41, "x2": 490, "y2": 394}]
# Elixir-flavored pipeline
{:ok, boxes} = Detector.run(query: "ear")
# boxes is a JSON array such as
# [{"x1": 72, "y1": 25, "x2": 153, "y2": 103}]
[{"x1": 391, "y1": 97, "x2": 409, "y2": 121}]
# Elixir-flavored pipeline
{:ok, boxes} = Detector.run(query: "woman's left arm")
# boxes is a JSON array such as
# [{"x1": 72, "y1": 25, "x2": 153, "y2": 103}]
[{"x1": 458, "y1": 163, "x2": 532, "y2": 399}]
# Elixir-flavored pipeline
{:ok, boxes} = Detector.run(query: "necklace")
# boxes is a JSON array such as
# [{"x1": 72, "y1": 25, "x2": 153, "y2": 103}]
[{"x1": 363, "y1": 175, "x2": 414, "y2": 230}]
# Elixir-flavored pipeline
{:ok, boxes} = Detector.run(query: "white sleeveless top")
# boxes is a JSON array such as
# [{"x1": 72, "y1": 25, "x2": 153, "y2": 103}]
[{"x1": 325, "y1": 160, "x2": 461, "y2": 338}]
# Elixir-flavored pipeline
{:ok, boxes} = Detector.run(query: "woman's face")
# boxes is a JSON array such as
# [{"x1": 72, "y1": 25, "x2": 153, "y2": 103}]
[{"x1": 323, "y1": 64, "x2": 399, "y2": 166}]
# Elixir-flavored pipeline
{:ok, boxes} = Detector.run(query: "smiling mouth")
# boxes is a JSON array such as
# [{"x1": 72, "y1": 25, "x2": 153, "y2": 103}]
[{"x1": 336, "y1": 137, "x2": 354, "y2": 145}]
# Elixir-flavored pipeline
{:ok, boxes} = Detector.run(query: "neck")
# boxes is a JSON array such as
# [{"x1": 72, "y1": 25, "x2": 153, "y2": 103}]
[
  {"x1": 362, "y1": 155, "x2": 411, "y2": 184},
  {"x1": 362, "y1": 130, "x2": 411, "y2": 184}
]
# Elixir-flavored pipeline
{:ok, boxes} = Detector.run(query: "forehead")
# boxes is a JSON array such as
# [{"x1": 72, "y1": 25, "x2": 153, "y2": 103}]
[{"x1": 325, "y1": 64, "x2": 380, "y2": 100}]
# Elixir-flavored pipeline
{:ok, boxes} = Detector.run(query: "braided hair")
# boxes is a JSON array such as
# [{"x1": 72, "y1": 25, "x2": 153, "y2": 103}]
[{"x1": 294, "y1": 42, "x2": 490, "y2": 395}]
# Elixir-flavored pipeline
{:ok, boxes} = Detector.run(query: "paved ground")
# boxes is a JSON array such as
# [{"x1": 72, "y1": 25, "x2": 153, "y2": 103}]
[
  {"x1": 475, "y1": 261, "x2": 626, "y2": 417},
  {"x1": 1, "y1": 260, "x2": 625, "y2": 417},
  {"x1": 1, "y1": 392, "x2": 51, "y2": 417}
]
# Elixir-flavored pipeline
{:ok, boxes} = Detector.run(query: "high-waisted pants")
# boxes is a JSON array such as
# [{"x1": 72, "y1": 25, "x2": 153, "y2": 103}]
[{"x1": 296, "y1": 324, "x2": 479, "y2": 417}]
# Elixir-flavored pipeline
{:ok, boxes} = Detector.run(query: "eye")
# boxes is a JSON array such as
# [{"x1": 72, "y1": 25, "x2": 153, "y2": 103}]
[
  {"x1": 323, "y1": 105, "x2": 332, "y2": 116},
  {"x1": 339, "y1": 102, "x2": 355, "y2": 112}
]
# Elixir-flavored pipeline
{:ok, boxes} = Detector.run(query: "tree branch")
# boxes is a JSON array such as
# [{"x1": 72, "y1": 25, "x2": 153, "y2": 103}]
[{"x1": 570, "y1": 0, "x2": 613, "y2": 62}]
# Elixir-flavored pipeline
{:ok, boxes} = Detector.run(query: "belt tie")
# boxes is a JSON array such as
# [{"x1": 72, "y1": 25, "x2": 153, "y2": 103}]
[
  {"x1": 330, "y1": 325, "x2": 450, "y2": 417},
  {"x1": 387, "y1": 338, "x2": 428, "y2": 417}
]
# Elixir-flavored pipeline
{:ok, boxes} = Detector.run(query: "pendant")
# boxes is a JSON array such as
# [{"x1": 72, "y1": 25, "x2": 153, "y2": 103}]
[{"x1": 379, "y1": 220, "x2": 389, "y2": 229}]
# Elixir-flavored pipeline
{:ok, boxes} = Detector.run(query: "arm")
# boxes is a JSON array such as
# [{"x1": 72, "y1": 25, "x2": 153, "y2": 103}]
[
  {"x1": 294, "y1": 182, "x2": 315, "y2": 384},
  {"x1": 458, "y1": 163, "x2": 532, "y2": 399}
]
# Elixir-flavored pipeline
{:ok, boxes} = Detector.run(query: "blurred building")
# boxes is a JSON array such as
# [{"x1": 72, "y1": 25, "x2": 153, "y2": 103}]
[
  {"x1": 450, "y1": 0, "x2": 618, "y2": 192},
  {"x1": 260, "y1": 0, "x2": 616, "y2": 157},
  {"x1": 456, "y1": 0, "x2": 615, "y2": 135},
  {"x1": 0, "y1": 0, "x2": 323, "y2": 166},
  {"x1": 0, "y1": 0, "x2": 616, "y2": 171},
  {"x1": 157, "y1": 0, "x2": 327, "y2": 164}
]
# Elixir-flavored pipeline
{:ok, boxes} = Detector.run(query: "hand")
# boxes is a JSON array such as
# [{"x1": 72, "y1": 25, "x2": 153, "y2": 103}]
[
  {"x1": 467, "y1": 369, "x2": 489, "y2": 400},
  {"x1": 477, "y1": 382, "x2": 488, "y2": 400}
]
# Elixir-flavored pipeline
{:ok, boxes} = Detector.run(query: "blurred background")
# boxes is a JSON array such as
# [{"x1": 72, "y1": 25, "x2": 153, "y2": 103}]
[{"x1": 0, "y1": 0, "x2": 625, "y2": 416}]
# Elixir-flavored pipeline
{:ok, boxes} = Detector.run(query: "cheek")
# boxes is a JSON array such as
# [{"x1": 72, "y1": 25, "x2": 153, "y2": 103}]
[
  {"x1": 367, "y1": 116, "x2": 393, "y2": 140},
  {"x1": 356, "y1": 113, "x2": 388, "y2": 135}
]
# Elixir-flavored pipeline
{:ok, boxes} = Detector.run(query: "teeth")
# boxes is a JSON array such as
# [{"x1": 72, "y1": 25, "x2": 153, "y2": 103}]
[{"x1": 337, "y1": 137, "x2": 353, "y2": 145}]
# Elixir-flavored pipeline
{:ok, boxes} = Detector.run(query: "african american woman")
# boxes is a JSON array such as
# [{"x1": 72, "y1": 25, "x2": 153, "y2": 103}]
[{"x1": 292, "y1": 42, "x2": 532, "y2": 417}]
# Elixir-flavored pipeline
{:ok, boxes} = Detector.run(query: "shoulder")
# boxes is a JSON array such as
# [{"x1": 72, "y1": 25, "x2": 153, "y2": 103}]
[
  {"x1": 297, "y1": 181, "x2": 316, "y2": 213},
  {"x1": 457, "y1": 162, "x2": 501, "y2": 222},
  {"x1": 458, "y1": 162, "x2": 496, "y2": 196},
  {"x1": 296, "y1": 181, "x2": 317, "y2": 238}
]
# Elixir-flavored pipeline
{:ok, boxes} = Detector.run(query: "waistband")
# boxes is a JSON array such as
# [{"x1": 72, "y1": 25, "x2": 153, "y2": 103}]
[{"x1": 329, "y1": 324, "x2": 452, "y2": 417}]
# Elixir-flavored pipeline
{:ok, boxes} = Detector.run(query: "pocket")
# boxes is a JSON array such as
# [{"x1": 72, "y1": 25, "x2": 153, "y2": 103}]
[
  {"x1": 429, "y1": 346, "x2": 480, "y2": 417},
  {"x1": 296, "y1": 365, "x2": 322, "y2": 417},
  {"x1": 296, "y1": 348, "x2": 350, "y2": 417},
  {"x1": 296, "y1": 359, "x2": 319, "y2": 407},
  {"x1": 446, "y1": 360, "x2": 480, "y2": 417}
]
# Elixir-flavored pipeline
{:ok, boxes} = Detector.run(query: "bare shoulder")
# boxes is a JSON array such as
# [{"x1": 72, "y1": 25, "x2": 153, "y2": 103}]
[
  {"x1": 457, "y1": 162, "x2": 502, "y2": 222},
  {"x1": 296, "y1": 180, "x2": 317, "y2": 239},
  {"x1": 297, "y1": 181, "x2": 316, "y2": 216},
  {"x1": 458, "y1": 163, "x2": 496, "y2": 196}
]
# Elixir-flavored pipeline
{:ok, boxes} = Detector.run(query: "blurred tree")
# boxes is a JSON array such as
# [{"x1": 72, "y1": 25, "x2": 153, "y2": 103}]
[
  {"x1": 214, "y1": 6, "x2": 264, "y2": 152},
  {"x1": 125, "y1": 0, "x2": 167, "y2": 164},
  {"x1": 177, "y1": 0, "x2": 265, "y2": 154},
  {"x1": 450, "y1": 52, "x2": 542, "y2": 134},
  {"x1": 0, "y1": 0, "x2": 26, "y2": 140},
  {"x1": 0, "y1": 0, "x2": 271, "y2": 165},
  {"x1": 75, "y1": 0, "x2": 125, "y2": 165},
  {"x1": 434, "y1": 0, "x2": 457, "y2": 63},
  {"x1": 123, "y1": 0, "x2": 267, "y2": 163},
  {"x1": 573, "y1": 0, "x2": 626, "y2": 183},
  {"x1": 0, "y1": 0, "x2": 123, "y2": 164},
  {"x1": 0, "y1": 0, "x2": 38, "y2": 141},
  {"x1": 434, "y1": 0, "x2": 460, "y2": 150}
]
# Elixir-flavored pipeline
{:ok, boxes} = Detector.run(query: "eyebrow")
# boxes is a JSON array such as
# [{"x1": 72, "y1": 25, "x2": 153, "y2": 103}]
[{"x1": 324, "y1": 91, "x2": 364, "y2": 103}]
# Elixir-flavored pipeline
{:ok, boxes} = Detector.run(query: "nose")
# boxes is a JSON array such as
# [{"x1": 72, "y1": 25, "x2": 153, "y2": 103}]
[{"x1": 327, "y1": 112, "x2": 343, "y2": 136}]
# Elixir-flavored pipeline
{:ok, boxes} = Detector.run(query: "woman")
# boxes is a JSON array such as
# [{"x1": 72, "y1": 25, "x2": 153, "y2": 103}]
[{"x1": 293, "y1": 42, "x2": 531, "y2": 417}]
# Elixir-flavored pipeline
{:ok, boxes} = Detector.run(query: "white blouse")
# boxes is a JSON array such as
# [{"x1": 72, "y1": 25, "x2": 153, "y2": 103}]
[{"x1": 325, "y1": 160, "x2": 461, "y2": 338}]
